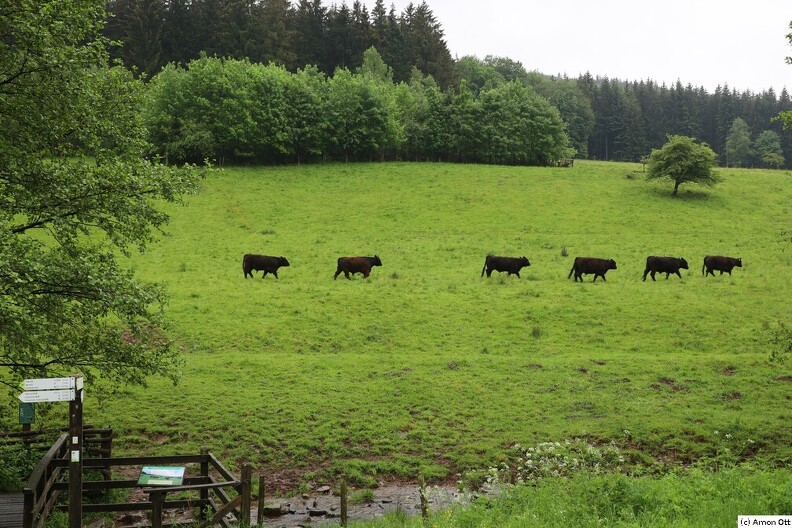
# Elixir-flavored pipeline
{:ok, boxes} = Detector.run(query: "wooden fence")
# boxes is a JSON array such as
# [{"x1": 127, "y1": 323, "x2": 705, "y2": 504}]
[{"x1": 18, "y1": 429, "x2": 251, "y2": 528}]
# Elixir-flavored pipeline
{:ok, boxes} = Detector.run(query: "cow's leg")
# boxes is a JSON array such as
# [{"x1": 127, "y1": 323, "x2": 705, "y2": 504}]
[
  {"x1": 334, "y1": 269, "x2": 341, "y2": 280},
  {"x1": 262, "y1": 271, "x2": 268, "y2": 279},
  {"x1": 345, "y1": 271, "x2": 351, "y2": 280},
  {"x1": 600, "y1": 274, "x2": 606, "y2": 281},
  {"x1": 486, "y1": 269, "x2": 492, "y2": 277},
  {"x1": 273, "y1": 270, "x2": 279, "y2": 279},
  {"x1": 665, "y1": 273, "x2": 670, "y2": 279},
  {"x1": 642, "y1": 269, "x2": 649, "y2": 281},
  {"x1": 514, "y1": 271, "x2": 521, "y2": 278},
  {"x1": 674, "y1": 270, "x2": 682, "y2": 279},
  {"x1": 650, "y1": 271, "x2": 657, "y2": 281}
]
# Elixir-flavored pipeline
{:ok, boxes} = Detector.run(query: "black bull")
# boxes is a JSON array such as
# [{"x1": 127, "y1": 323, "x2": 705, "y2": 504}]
[
  {"x1": 243, "y1": 254, "x2": 290, "y2": 279},
  {"x1": 568, "y1": 257, "x2": 618, "y2": 282},
  {"x1": 642, "y1": 256, "x2": 688, "y2": 281},
  {"x1": 334, "y1": 255, "x2": 382, "y2": 279},
  {"x1": 702, "y1": 255, "x2": 742, "y2": 277},
  {"x1": 481, "y1": 255, "x2": 530, "y2": 278}
]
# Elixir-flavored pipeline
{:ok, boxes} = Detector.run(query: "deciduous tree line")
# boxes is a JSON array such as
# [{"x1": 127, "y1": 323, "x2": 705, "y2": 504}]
[{"x1": 143, "y1": 50, "x2": 572, "y2": 165}]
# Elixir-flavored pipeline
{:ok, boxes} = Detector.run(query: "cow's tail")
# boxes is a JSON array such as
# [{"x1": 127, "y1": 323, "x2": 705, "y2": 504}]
[
  {"x1": 702, "y1": 259, "x2": 706, "y2": 276},
  {"x1": 481, "y1": 258, "x2": 488, "y2": 277},
  {"x1": 567, "y1": 263, "x2": 575, "y2": 279}
]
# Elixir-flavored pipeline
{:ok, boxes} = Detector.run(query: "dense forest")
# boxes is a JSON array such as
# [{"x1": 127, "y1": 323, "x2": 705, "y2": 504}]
[{"x1": 105, "y1": 0, "x2": 792, "y2": 167}]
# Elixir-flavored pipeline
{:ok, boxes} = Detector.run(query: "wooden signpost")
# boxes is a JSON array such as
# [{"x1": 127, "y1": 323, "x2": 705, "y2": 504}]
[{"x1": 19, "y1": 376, "x2": 84, "y2": 528}]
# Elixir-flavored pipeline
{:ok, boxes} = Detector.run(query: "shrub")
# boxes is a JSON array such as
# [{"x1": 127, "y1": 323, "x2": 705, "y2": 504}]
[{"x1": 0, "y1": 444, "x2": 38, "y2": 491}]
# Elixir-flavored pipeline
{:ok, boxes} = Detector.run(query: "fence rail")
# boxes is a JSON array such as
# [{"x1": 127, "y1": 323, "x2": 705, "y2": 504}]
[{"x1": 17, "y1": 430, "x2": 251, "y2": 528}]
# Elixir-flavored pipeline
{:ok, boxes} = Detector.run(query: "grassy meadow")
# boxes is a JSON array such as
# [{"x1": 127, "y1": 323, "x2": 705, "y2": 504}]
[{"x1": 92, "y1": 160, "x2": 791, "y2": 488}]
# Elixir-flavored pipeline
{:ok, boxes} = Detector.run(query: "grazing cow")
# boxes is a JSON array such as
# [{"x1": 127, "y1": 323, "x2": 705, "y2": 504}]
[
  {"x1": 481, "y1": 255, "x2": 531, "y2": 278},
  {"x1": 642, "y1": 256, "x2": 688, "y2": 281},
  {"x1": 243, "y1": 254, "x2": 290, "y2": 279},
  {"x1": 568, "y1": 257, "x2": 617, "y2": 282},
  {"x1": 334, "y1": 255, "x2": 382, "y2": 280},
  {"x1": 702, "y1": 255, "x2": 742, "y2": 277}
]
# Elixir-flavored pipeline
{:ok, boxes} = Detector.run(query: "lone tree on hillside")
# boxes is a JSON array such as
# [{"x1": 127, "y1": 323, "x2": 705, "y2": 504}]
[
  {"x1": 645, "y1": 135, "x2": 720, "y2": 196},
  {"x1": 0, "y1": 0, "x2": 200, "y2": 405}
]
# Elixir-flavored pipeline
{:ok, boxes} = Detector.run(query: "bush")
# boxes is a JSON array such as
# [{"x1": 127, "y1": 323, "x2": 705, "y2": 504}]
[{"x1": 0, "y1": 444, "x2": 38, "y2": 491}]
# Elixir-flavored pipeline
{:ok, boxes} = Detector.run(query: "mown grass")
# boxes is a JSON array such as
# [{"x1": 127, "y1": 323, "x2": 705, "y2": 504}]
[{"x1": 88, "y1": 161, "x2": 791, "y2": 487}]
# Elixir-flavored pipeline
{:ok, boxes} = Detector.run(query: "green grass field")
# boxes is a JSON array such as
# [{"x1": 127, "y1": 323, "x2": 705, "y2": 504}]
[{"x1": 93, "y1": 161, "x2": 791, "y2": 489}]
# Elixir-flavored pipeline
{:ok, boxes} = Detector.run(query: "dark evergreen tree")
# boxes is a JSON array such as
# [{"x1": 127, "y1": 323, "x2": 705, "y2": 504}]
[
  {"x1": 110, "y1": 0, "x2": 166, "y2": 76},
  {"x1": 591, "y1": 78, "x2": 626, "y2": 160},
  {"x1": 325, "y1": 3, "x2": 354, "y2": 71},
  {"x1": 256, "y1": 0, "x2": 297, "y2": 67},
  {"x1": 161, "y1": 0, "x2": 197, "y2": 66},
  {"x1": 400, "y1": 2, "x2": 457, "y2": 89},
  {"x1": 292, "y1": 0, "x2": 328, "y2": 70}
]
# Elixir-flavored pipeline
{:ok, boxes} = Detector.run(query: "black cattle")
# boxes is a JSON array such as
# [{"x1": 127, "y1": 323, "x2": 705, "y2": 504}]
[
  {"x1": 334, "y1": 255, "x2": 382, "y2": 280},
  {"x1": 642, "y1": 256, "x2": 688, "y2": 281},
  {"x1": 568, "y1": 257, "x2": 617, "y2": 282},
  {"x1": 243, "y1": 254, "x2": 290, "y2": 279},
  {"x1": 481, "y1": 255, "x2": 531, "y2": 278},
  {"x1": 702, "y1": 255, "x2": 742, "y2": 277}
]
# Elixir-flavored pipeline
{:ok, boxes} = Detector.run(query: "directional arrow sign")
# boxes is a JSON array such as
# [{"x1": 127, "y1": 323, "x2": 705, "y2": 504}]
[
  {"x1": 19, "y1": 389, "x2": 76, "y2": 403},
  {"x1": 24, "y1": 377, "x2": 76, "y2": 391}
]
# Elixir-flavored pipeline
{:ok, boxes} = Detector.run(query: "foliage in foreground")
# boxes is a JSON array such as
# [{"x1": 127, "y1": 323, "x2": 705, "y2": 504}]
[
  {"x1": 0, "y1": 0, "x2": 200, "y2": 398},
  {"x1": 352, "y1": 468, "x2": 792, "y2": 528}
]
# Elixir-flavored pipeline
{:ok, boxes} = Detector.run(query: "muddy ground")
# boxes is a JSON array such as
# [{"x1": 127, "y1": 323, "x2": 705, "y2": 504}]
[{"x1": 98, "y1": 479, "x2": 469, "y2": 527}]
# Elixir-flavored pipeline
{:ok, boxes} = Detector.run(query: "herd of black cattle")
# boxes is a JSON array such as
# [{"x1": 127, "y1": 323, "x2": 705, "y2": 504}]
[{"x1": 242, "y1": 253, "x2": 743, "y2": 282}]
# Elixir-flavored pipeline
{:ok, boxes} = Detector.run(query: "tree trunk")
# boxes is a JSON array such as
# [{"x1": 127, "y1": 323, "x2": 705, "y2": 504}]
[{"x1": 673, "y1": 180, "x2": 680, "y2": 195}]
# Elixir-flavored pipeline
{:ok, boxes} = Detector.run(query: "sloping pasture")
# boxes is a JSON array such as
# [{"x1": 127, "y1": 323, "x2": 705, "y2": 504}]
[{"x1": 98, "y1": 161, "x2": 792, "y2": 485}]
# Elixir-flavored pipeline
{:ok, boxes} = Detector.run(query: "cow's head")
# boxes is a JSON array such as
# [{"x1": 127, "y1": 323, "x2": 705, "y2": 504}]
[
  {"x1": 735, "y1": 258, "x2": 743, "y2": 267},
  {"x1": 520, "y1": 256, "x2": 530, "y2": 267},
  {"x1": 609, "y1": 259, "x2": 617, "y2": 269},
  {"x1": 373, "y1": 255, "x2": 382, "y2": 266},
  {"x1": 280, "y1": 256, "x2": 290, "y2": 267},
  {"x1": 679, "y1": 258, "x2": 689, "y2": 269}
]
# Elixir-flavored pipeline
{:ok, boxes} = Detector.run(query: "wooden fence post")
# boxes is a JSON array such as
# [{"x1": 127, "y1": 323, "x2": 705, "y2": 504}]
[
  {"x1": 418, "y1": 475, "x2": 428, "y2": 519},
  {"x1": 257, "y1": 475, "x2": 265, "y2": 528},
  {"x1": 240, "y1": 463, "x2": 251, "y2": 526},
  {"x1": 199, "y1": 447, "x2": 209, "y2": 523},
  {"x1": 150, "y1": 490, "x2": 163, "y2": 528},
  {"x1": 340, "y1": 475, "x2": 348, "y2": 527}
]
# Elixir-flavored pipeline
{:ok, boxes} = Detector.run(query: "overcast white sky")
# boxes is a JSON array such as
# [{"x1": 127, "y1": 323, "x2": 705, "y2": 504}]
[{"x1": 365, "y1": 0, "x2": 791, "y2": 94}]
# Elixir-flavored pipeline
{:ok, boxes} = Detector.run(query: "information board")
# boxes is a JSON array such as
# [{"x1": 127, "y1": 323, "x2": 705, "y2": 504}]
[{"x1": 137, "y1": 466, "x2": 186, "y2": 486}]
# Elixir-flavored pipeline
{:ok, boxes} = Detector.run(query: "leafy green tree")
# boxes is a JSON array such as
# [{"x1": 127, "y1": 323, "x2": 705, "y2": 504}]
[
  {"x1": 646, "y1": 136, "x2": 720, "y2": 195},
  {"x1": 325, "y1": 68, "x2": 390, "y2": 161},
  {"x1": 753, "y1": 130, "x2": 785, "y2": 168},
  {"x1": 1, "y1": 0, "x2": 199, "y2": 395},
  {"x1": 455, "y1": 55, "x2": 505, "y2": 96},
  {"x1": 285, "y1": 66, "x2": 328, "y2": 164},
  {"x1": 477, "y1": 82, "x2": 571, "y2": 165},
  {"x1": 724, "y1": 117, "x2": 752, "y2": 167},
  {"x1": 528, "y1": 75, "x2": 594, "y2": 158}
]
